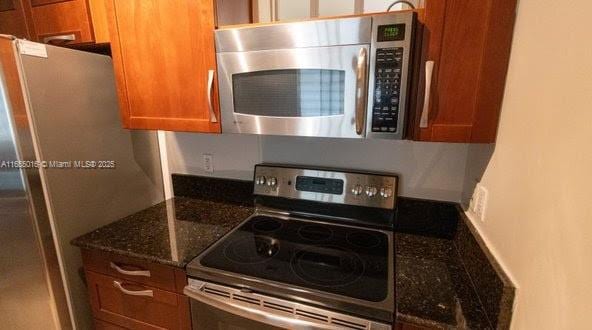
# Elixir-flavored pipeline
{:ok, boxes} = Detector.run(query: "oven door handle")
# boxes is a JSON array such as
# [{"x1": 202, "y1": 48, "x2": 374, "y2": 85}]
[
  {"x1": 355, "y1": 47, "x2": 368, "y2": 135},
  {"x1": 184, "y1": 285, "x2": 336, "y2": 329}
]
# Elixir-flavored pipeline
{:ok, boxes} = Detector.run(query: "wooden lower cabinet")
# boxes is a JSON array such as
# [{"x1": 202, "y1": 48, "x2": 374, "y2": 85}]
[
  {"x1": 395, "y1": 322, "x2": 432, "y2": 330},
  {"x1": 82, "y1": 249, "x2": 191, "y2": 330},
  {"x1": 95, "y1": 318, "x2": 127, "y2": 330}
]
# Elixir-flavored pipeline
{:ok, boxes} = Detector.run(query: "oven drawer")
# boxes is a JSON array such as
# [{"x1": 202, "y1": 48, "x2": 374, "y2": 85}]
[
  {"x1": 86, "y1": 271, "x2": 190, "y2": 330},
  {"x1": 82, "y1": 249, "x2": 185, "y2": 293}
]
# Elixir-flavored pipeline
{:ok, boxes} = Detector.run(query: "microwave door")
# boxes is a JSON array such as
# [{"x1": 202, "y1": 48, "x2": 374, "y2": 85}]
[{"x1": 217, "y1": 45, "x2": 370, "y2": 139}]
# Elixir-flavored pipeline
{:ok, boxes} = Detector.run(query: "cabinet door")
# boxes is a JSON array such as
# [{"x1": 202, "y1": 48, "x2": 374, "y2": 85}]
[
  {"x1": 27, "y1": 0, "x2": 95, "y2": 44},
  {"x1": 106, "y1": 0, "x2": 221, "y2": 133},
  {"x1": 0, "y1": 0, "x2": 32, "y2": 38},
  {"x1": 410, "y1": 0, "x2": 517, "y2": 143}
]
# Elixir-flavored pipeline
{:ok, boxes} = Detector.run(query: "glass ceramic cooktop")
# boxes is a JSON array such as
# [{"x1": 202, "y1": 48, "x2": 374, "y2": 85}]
[{"x1": 199, "y1": 216, "x2": 390, "y2": 302}]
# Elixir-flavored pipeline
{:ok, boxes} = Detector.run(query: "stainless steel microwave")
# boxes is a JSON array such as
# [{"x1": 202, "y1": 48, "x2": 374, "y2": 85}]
[{"x1": 215, "y1": 12, "x2": 415, "y2": 139}]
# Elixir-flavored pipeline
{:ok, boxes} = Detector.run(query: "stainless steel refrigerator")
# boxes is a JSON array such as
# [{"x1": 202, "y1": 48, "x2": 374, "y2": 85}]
[{"x1": 0, "y1": 36, "x2": 165, "y2": 329}]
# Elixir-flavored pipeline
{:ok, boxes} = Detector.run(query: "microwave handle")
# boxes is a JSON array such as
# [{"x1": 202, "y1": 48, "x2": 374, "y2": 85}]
[
  {"x1": 207, "y1": 69, "x2": 218, "y2": 123},
  {"x1": 420, "y1": 61, "x2": 435, "y2": 128},
  {"x1": 355, "y1": 47, "x2": 368, "y2": 135}
]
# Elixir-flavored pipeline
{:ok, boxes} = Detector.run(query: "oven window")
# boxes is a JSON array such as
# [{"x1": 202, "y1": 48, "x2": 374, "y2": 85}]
[{"x1": 232, "y1": 69, "x2": 345, "y2": 117}]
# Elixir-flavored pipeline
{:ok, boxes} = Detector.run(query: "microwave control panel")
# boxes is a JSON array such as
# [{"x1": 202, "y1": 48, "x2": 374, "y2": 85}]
[
  {"x1": 367, "y1": 12, "x2": 415, "y2": 140},
  {"x1": 371, "y1": 47, "x2": 404, "y2": 133}
]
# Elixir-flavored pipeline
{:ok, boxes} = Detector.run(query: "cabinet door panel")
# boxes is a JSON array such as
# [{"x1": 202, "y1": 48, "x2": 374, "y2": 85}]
[
  {"x1": 106, "y1": 0, "x2": 221, "y2": 133},
  {"x1": 412, "y1": 0, "x2": 517, "y2": 143}
]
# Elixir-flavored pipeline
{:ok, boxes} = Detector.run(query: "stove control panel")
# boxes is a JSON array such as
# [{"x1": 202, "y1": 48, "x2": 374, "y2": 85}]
[{"x1": 254, "y1": 165, "x2": 397, "y2": 210}]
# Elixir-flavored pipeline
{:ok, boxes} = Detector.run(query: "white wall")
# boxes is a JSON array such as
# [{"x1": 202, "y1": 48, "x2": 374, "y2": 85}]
[
  {"x1": 462, "y1": 0, "x2": 592, "y2": 329},
  {"x1": 256, "y1": 0, "x2": 423, "y2": 22},
  {"x1": 164, "y1": 132, "x2": 469, "y2": 202}
]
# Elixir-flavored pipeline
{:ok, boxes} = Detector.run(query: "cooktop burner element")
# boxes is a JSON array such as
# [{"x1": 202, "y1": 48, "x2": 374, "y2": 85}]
[
  {"x1": 200, "y1": 216, "x2": 390, "y2": 302},
  {"x1": 291, "y1": 245, "x2": 365, "y2": 287},
  {"x1": 346, "y1": 231, "x2": 382, "y2": 249},
  {"x1": 251, "y1": 216, "x2": 283, "y2": 233},
  {"x1": 222, "y1": 235, "x2": 279, "y2": 264},
  {"x1": 298, "y1": 225, "x2": 333, "y2": 241}
]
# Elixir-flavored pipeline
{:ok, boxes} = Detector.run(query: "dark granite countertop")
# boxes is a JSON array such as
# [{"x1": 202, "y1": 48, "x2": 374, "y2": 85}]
[
  {"x1": 71, "y1": 174, "x2": 513, "y2": 329},
  {"x1": 395, "y1": 233, "x2": 490, "y2": 329},
  {"x1": 71, "y1": 197, "x2": 253, "y2": 268}
]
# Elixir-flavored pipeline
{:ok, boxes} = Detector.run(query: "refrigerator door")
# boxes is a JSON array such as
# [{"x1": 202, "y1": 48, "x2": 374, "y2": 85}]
[
  {"x1": 0, "y1": 37, "x2": 66, "y2": 329},
  {"x1": 15, "y1": 41, "x2": 165, "y2": 329}
]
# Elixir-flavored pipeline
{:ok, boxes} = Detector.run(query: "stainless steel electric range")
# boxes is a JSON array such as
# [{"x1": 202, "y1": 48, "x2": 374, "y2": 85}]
[{"x1": 184, "y1": 164, "x2": 398, "y2": 330}]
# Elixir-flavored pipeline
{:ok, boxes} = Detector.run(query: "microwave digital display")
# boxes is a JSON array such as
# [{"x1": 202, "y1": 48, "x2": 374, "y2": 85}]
[{"x1": 377, "y1": 24, "x2": 406, "y2": 42}]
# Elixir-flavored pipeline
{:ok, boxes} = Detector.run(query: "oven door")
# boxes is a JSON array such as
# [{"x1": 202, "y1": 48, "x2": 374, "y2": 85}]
[
  {"x1": 185, "y1": 279, "x2": 391, "y2": 330},
  {"x1": 217, "y1": 45, "x2": 370, "y2": 138},
  {"x1": 190, "y1": 299, "x2": 284, "y2": 330}
]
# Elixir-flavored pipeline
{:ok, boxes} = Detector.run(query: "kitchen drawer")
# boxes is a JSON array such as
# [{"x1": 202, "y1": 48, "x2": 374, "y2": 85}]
[
  {"x1": 87, "y1": 271, "x2": 190, "y2": 330},
  {"x1": 29, "y1": 0, "x2": 95, "y2": 44},
  {"x1": 95, "y1": 318, "x2": 127, "y2": 330},
  {"x1": 81, "y1": 249, "x2": 186, "y2": 293}
]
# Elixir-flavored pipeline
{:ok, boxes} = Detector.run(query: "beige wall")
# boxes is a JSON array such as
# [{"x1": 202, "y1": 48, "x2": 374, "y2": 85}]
[{"x1": 462, "y1": 0, "x2": 592, "y2": 329}]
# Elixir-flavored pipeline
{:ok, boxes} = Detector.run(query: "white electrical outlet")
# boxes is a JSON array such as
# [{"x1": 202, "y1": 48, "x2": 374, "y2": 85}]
[
  {"x1": 474, "y1": 184, "x2": 488, "y2": 222},
  {"x1": 203, "y1": 154, "x2": 214, "y2": 173},
  {"x1": 469, "y1": 188, "x2": 478, "y2": 213}
]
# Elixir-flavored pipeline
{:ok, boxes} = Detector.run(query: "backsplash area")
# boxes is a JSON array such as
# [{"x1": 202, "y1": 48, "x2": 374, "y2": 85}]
[{"x1": 163, "y1": 132, "x2": 470, "y2": 202}]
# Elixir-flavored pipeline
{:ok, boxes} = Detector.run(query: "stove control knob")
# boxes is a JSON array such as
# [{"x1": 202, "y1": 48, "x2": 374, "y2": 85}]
[
  {"x1": 255, "y1": 176, "x2": 266, "y2": 185},
  {"x1": 266, "y1": 177, "x2": 277, "y2": 187},
  {"x1": 365, "y1": 186, "x2": 378, "y2": 197},
  {"x1": 351, "y1": 185, "x2": 363, "y2": 196},
  {"x1": 380, "y1": 187, "x2": 393, "y2": 198}
]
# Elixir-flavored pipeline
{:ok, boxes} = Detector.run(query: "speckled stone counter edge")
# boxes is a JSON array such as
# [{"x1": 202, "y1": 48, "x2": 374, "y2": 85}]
[
  {"x1": 396, "y1": 197, "x2": 515, "y2": 329},
  {"x1": 454, "y1": 206, "x2": 516, "y2": 329}
]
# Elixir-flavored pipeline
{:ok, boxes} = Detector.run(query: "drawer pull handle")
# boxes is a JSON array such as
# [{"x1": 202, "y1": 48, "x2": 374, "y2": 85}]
[
  {"x1": 110, "y1": 262, "x2": 151, "y2": 277},
  {"x1": 42, "y1": 33, "x2": 76, "y2": 44},
  {"x1": 113, "y1": 281, "x2": 153, "y2": 297}
]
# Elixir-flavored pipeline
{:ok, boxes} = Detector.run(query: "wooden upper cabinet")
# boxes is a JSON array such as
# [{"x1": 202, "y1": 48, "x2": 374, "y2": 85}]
[
  {"x1": 0, "y1": 0, "x2": 33, "y2": 38},
  {"x1": 24, "y1": 0, "x2": 109, "y2": 45},
  {"x1": 409, "y1": 0, "x2": 517, "y2": 143},
  {"x1": 105, "y1": 0, "x2": 221, "y2": 133}
]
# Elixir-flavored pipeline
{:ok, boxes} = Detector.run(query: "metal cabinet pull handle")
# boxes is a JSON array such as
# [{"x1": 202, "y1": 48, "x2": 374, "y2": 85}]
[
  {"x1": 420, "y1": 61, "x2": 435, "y2": 128},
  {"x1": 355, "y1": 47, "x2": 368, "y2": 135},
  {"x1": 110, "y1": 262, "x2": 151, "y2": 277},
  {"x1": 207, "y1": 69, "x2": 218, "y2": 123},
  {"x1": 42, "y1": 34, "x2": 76, "y2": 44},
  {"x1": 113, "y1": 281, "x2": 153, "y2": 297}
]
